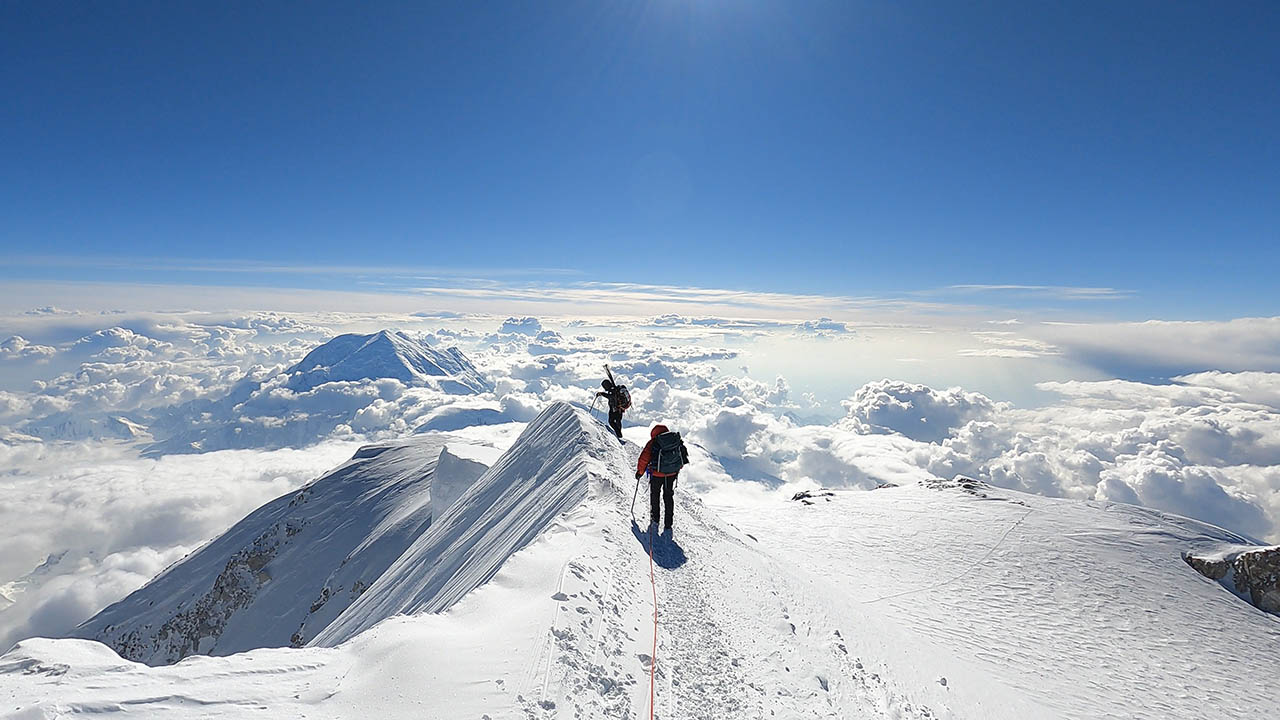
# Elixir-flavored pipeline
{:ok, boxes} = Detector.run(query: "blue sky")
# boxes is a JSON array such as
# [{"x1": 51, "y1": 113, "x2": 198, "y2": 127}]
[{"x1": 2, "y1": 0, "x2": 1277, "y2": 319}]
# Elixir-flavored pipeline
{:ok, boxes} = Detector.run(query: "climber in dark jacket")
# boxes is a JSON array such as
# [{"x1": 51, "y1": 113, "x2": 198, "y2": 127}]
[
  {"x1": 635, "y1": 424, "x2": 689, "y2": 530},
  {"x1": 595, "y1": 378, "x2": 628, "y2": 439}
]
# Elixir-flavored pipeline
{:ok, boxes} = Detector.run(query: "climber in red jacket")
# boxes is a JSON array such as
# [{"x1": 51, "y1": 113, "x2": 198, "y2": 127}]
[{"x1": 635, "y1": 424, "x2": 689, "y2": 531}]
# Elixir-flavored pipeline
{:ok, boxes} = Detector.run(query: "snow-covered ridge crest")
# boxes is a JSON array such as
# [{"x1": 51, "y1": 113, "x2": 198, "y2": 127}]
[
  {"x1": 72, "y1": 433, "x2": 489, "y2": 665},
  {"x1": 313, "y1": 401, "x2": 622, "y2": 646}
]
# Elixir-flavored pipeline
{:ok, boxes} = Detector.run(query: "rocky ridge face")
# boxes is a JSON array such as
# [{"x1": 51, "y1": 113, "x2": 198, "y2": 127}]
[{"x1": 104, "y1": 517, "x2": 306, "y2": 664}]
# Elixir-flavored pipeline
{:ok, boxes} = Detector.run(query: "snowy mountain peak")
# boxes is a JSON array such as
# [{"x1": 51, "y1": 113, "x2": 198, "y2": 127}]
[
  {"x1": 141, "y1": 332, "x2": 493, "y2": 455},
  {"x1": 287, "y1": 330, "x2": 492, "y2": 394}
]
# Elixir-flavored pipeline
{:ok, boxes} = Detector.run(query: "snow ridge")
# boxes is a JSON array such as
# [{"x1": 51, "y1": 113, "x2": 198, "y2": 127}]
[
  {"x1": 74, "y1": 434, "x2": 485, "y2": 664},
  {"x1": 314, "y1": 401, "x2": 619, "y2": 646}
]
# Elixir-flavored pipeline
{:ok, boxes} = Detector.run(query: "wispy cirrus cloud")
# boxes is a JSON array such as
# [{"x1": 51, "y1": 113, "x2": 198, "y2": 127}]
[
  {"x1": 941, "y1": 284, "x2": 1133, "y2": 301},
  {"x1": 2, "y1": 255, "x2": 585, "y2": 281},
  {"x1": 405, "y1": 280, "x2": 972, "y2": 319},
  {"x1": 0, "y1": 277, "x2": 983, "y2": 323},
  {"x1": 4, "y1": 254, "x2": 1136, "y2": 323}
]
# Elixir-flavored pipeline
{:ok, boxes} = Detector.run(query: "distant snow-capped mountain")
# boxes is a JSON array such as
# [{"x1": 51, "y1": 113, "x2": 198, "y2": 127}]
[
  {"x1": 286, "y1": 330, "x2": 492, "y2": 394},
  {"x1": 20, "y1": 413, "x2": 150, "y2": 443},
  {"x1": 143, "y1": 331, "x2": 491, "y2": 455},
  {"x1": 75, "y1": 433, "x2": 494, "y2": 664}
]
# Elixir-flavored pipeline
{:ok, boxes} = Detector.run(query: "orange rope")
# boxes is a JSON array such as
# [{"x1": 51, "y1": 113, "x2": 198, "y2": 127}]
[{"x1": 647, "y1": 523, "x2": 658, "y2": 719}]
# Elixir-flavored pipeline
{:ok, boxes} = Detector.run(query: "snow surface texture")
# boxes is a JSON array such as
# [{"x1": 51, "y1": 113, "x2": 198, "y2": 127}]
[
  {"x1": 73, "y1": 433, "x2": 493, "y2": 663},
  {"x1": 715, "y1": 479, "x2": 1280, "y2": 719},
  {"x1": 5, "y1": 403, "x2": 1280, "y2": 718}
]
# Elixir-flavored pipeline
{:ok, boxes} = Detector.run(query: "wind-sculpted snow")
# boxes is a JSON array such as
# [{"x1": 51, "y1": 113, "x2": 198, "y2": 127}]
[
  {"x1": 313, "y1": 401, "x2": 619, "y2": 646},
  {"x1": 711, "y1": 477, "x2": 1280, "y2": 719},
  {"x1": 74, "y1": 434, "x2": 493, "y2": 664}
]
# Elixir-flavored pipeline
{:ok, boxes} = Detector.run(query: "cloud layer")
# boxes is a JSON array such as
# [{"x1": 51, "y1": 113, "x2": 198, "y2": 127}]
[{"x1": 2, "y1": 307, "x2": 1280, "y2": 653}]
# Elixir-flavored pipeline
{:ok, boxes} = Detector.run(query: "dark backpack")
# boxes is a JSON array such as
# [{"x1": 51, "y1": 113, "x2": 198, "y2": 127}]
[
  {"x1": 615, "y1": 385, "x2": 631, "y2": 412},
  {"x1": 652, "y1": 431, "x2": 686, "y2": 475}
]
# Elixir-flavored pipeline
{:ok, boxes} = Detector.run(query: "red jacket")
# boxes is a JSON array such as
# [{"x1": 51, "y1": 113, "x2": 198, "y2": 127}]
[{"x1": 637, "y1": 424, "x2": 684, "y2": 478}]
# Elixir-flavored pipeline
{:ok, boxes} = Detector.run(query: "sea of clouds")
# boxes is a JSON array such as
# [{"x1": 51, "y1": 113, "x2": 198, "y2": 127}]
[{"x1": 1, "y1": 308, "x2": 1278, "y2": 650}]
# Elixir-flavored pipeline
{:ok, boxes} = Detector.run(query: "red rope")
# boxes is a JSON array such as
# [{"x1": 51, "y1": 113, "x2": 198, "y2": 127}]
[{"x1": 647, "y1": 523, "x2": 658, "y2": 719}]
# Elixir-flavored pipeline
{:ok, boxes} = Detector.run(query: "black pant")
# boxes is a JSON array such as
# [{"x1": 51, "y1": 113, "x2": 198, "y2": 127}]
[
  {"x1": 649, "y1": 474, "x2": 675, "y2": 528},
  {"x1": 608, "y1": 410, "x2": 623, "y2": 439}
]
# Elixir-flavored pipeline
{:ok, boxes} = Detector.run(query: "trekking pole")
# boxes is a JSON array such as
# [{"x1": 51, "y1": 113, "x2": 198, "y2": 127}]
[{"x1": 630, "y1": 471, "x2": 643, "y2": 522}]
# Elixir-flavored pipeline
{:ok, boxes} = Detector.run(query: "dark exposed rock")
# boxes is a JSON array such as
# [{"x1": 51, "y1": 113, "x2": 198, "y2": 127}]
[
  {"x1": 105, "y1": 517, "x2": 306, "y2": 664},
  {"x1": 1185, "y1": 546, "x2": 1280, "y2": 616},
  {"x1": 788, "y1": 484, "x2": 839, "y2": 502},
  {"x1": 923, "y1": 475, "x2": 990, "y2": 497}
]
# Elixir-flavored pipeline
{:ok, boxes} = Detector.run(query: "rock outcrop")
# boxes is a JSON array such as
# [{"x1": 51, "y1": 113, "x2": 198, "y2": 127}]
[{"x1": 1185, "y1": 545, "x2": 1280, "y2": 616}]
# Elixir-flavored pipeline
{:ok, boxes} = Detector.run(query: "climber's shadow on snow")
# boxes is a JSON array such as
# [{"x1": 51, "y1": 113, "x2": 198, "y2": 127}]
[{"x1": 631, "y1": 521, "x2": 688, "y2": 569}]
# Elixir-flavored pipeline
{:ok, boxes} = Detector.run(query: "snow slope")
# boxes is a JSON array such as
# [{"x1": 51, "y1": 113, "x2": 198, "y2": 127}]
[
  {"x1": 72, "y1": 433, "x2": 493, "y2": 663},
  {"x1": 710, "y1": 477, "x2": 1280, "y2": 719},
  {"x1": 5, "y1": 404, "x2": 1280, "y2": 719}
]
